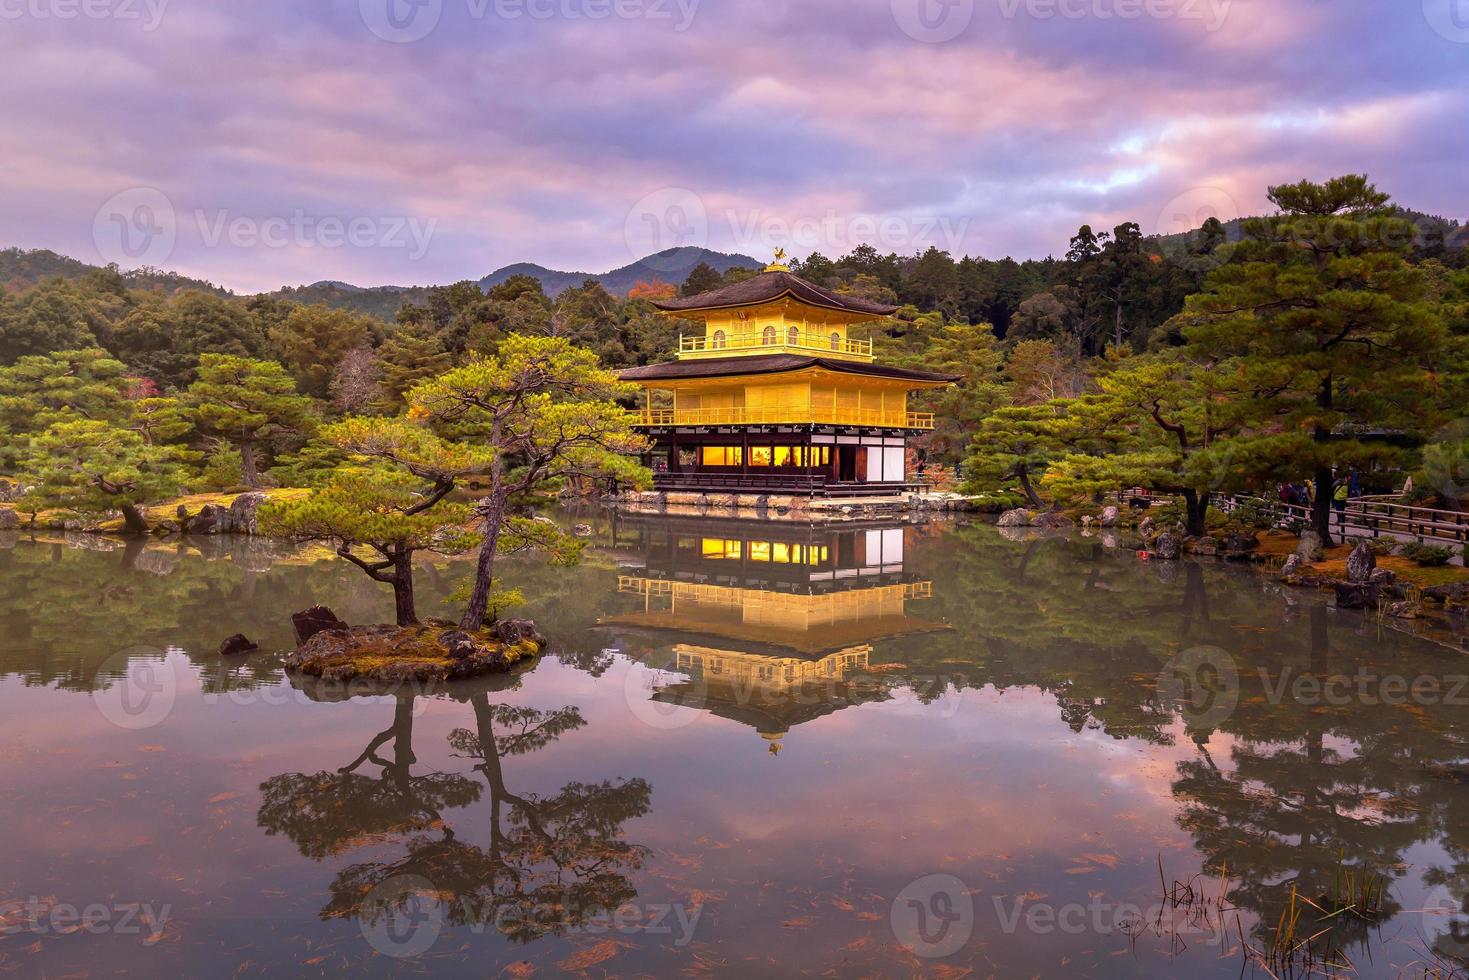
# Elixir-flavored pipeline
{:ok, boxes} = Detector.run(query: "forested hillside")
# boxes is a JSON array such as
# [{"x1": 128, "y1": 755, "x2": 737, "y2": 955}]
[{"x1": 1, "y1": 176, "x2": 1464, "y2": 539}]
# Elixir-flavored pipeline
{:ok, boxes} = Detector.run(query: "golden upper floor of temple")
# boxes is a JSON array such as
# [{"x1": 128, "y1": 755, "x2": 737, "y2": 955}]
[{"x1": 652, "y1": 270, "x2": 897, "y2": 363}]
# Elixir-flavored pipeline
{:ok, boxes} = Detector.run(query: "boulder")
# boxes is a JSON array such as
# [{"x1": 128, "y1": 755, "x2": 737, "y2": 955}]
[
  {"x1": 1032, "y1": 512, "x2": 1075, "y2": 529},
  {"x1": 572, "y1": 523, "x2": 594, "y2": 537},
  {"x1": 1191, "y1": 536, "x2": 1220, "y2": 557},
  {"x1": 1222, "y1": 532, "x2": 1260, "y2": 558},
  {"x1": 1345, "y1": 541, "x2": 1377, "y2": 583},
  {"x1": 292, "y1": 605, "x2": 349, "y2": 645},
  {"x1": 1368, "y1": 567, "x2": 1397, "y2": 586},
  {"x1": 1387, "y1": 600, "x2": 1422, "y2": 620},
  {"x1": 997, "y1": 508, "x2": 1033, "y2": 528},
  {"x1": 1153, "y1": 533, "x2": 1182, "y2": 561},
  {"x1": 1423, "y1": 583, "x2": 1469, "y2": 604},
  {"x1": 1279, "y1": 553, "x2": 1305, "y2": 579},
  {"x1": 1334, "y1": 582, "x2": 1381, "y2": 610},
  {"x1": 439, "y1": 630, "x2": 482, "y2": 661},
  {"x1": 1297, "y1": 531, "x2": 1325, "y2": 563},
  {"x1": 218, "y1": 633, "x2": 259, "y2": 657},
  {"x1": 1137, "y1": 516, "x2": 1156, "y2": 539},
  {"x1": 1099, "y1": 505, "x2": 1120, "y2": 528},
  {"x1": 0, "y1": 508, "x2": 18, "y2": 530},
  {"x1": 187, "y1": 504, "x2": 232, "y2": 535},
  {"x1": 492, "y1": 618, "x2": 547, "y2": 648},
  {"x1": 228, "y1": 492, "x2": 269, "y2": 535}
]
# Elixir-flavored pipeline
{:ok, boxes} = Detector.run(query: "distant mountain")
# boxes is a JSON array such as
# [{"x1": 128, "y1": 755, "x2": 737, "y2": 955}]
[
  {"x1": 265, "y1": 247, "x2": 762, "y2": 320},
  {"x1": 478, "y1": 247, "x2": 762, "y2": 297},
  {"x1": 272, "y1": 281, "x2": 433, "y2": 321},
  {"x1": 1153, "y1": 208, "x2": 1464, "y2": 252},
  {"x1": 0, "y1": 247, "x2": 229, "y2": 296}
]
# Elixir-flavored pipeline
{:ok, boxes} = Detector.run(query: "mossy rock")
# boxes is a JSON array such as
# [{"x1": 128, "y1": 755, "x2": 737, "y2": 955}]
[{"x1": 283, "y1": 622, "x2": 544, "y2": 683}]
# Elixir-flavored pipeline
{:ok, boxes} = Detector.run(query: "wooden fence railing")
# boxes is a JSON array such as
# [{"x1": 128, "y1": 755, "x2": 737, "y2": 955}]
[{"x1": 1216, "y1": 494, "x2": 1469, "y2": 546}]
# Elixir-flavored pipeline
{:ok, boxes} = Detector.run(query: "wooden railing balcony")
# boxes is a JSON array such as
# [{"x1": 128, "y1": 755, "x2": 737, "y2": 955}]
[
  {"x1": 638, "y1": 407, "x2": 935, "y2": 430},
  {"x1": 677, "y1": 332, "x2": 874, "y2": 362}
]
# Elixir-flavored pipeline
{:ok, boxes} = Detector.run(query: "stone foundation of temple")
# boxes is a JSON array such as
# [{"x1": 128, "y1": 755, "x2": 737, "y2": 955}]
[{"x1": 614, "y1": 489, "x2": 980, "y2": 521}]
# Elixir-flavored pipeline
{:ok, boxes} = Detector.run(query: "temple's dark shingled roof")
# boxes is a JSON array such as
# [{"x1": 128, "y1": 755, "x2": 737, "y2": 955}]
[
  {"x1": 618, "y1": 354, "x2": 960, "y2": 384},
  {"x1": 653, "y1": 270, "x2": 898, "y2": 317}
]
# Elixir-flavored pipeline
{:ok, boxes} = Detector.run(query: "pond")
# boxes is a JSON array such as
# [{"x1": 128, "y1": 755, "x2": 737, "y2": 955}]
[{"x1": 2, "y1": 514, "x2": 1468, "y2": 977}]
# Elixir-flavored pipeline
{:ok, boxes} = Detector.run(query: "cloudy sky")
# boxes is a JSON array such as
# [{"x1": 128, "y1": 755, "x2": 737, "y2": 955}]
[{"x1": 2, "y1": 0, "x2": 1465, "y2": 293}]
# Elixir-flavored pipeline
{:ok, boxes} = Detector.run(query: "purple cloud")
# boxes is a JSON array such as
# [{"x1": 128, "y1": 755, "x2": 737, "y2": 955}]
[{"x1": 0, "y1": 0, "x2": 1461, "y2": 293}]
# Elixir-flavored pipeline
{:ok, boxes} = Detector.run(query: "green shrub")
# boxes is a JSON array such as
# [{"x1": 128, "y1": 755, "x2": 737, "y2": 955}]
[{"x1": 1401, "y1": 542, "x2": 1456, "y2": 567}]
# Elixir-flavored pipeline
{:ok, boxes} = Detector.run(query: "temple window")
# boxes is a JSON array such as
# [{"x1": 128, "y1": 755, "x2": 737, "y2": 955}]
[
  {"x1": 788, "y1": 326, "x2": 800, "y2": 346},
  {"x1": 762, "y1": 326, "x2": 777, "y2": 345},
  {"x1": 830, "y1": 333, "x2": 842, "y2": 350},
  {"x1": 701, "y1": 446, "x2": 743, "y2": 466},
  {"x1": 713, "y1": 330, "x2": 727, "y2": 349}
]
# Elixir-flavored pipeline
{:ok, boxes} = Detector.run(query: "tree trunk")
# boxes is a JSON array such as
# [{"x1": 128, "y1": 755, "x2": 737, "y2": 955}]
[
  {"x1": 460, "y1": 487, "x2": 508, "y2": 630},
  {"x1": 1017, "y1": 468, "x2": 1045, "y2": 510},
  {"x1": 392, "y1": 551, "x2": 418, "y2": 627},
  {"x1": 1314, "y1": 373, "x2": 1335, "y2": 546},
  {"x1": 1313, "y1": 466, "x2": 1335, "y2": 547},
  {"x1": 120, "y1": 503, "x2": 150, "y2": 535},
  {"x1": 120, "y1": 536, "x2": 146, "y2": 571},
  {"x1": 1182, "y1": 489, "x2": 1210, "y2": 537},
  {"x1": 240, "y1": 440, "x2": 261, "y2": 489}
]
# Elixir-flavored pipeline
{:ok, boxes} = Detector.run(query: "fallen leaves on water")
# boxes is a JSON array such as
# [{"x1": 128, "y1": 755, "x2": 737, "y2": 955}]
[{"x1": 555, "y1": 939, "x2": 628, "y2": 973}]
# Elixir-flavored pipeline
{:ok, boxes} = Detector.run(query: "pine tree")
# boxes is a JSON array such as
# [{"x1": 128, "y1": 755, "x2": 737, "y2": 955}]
[{"x1": 186, "y1": 354, "x2": 316, "y2": 488}]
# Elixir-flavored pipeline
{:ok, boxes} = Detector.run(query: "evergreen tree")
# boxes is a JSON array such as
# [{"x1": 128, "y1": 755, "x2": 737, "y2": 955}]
[
  {"x1": 186, "y1": 354, "x2": 317, "y2": 488},
  {"x1": 1180, "y1": 175, "x2": 1446, "y2": 543}
]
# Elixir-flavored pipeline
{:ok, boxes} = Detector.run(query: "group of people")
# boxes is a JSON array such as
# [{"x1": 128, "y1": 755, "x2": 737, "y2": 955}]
[{"x1": 1278, "y1": 472, "x2": 1364, "y2": 515}]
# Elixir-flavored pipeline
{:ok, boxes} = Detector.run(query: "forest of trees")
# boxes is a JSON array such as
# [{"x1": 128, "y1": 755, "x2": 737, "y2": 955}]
[{"x1": 0, "y1": 175, "x2": 1464, "y2": 550}]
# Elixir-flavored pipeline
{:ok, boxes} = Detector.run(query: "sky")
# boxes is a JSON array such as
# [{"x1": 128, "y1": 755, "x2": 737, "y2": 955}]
[{"x1": 0, "y1": 0, "x2": 1465, "y2": 294}]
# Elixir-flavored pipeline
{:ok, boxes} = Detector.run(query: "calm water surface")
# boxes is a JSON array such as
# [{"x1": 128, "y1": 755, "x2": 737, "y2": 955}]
[{"x1": 3, "y1": 515, "x2": 1469, "y2": 978}]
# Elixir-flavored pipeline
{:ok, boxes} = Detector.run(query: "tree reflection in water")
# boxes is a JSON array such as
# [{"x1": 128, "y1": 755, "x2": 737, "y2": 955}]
[{"x1": 257, "y1": 687, "x2": 651, "y2": 946}]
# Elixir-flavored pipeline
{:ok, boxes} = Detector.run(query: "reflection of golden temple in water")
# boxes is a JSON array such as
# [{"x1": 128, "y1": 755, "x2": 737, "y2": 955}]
[{"x1": 600, "y1": 516, "x2": 947, "y2": 751}]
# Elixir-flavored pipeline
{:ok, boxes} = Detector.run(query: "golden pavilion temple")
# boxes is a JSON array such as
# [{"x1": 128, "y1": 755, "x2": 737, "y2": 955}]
[
  {"x1": 601, "y1": 515, "x2": 948, "y2": 751},
  {"x1": 618, "y1": 261, "x2": 959, "y2": 496}
]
